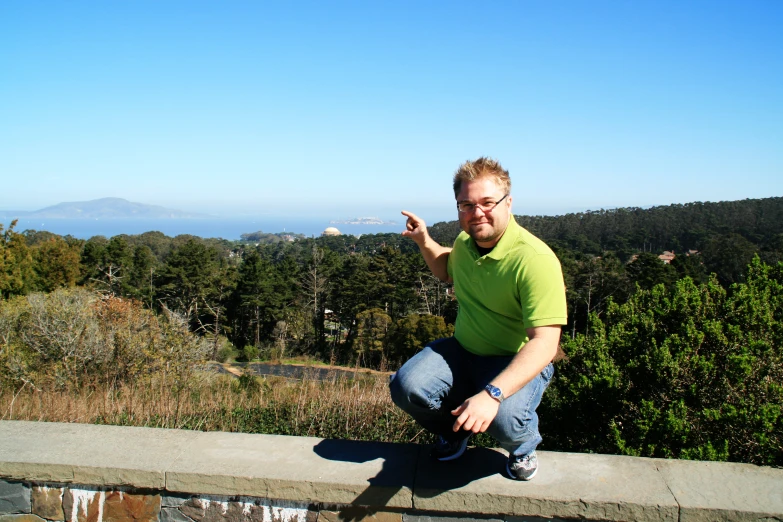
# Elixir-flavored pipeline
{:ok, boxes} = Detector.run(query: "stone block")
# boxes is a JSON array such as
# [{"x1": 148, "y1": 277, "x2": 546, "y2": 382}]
[
  {"x1": 31, "y1": 486, "x2": 64, "y2": 521},
  {"x1": 413, "y1": 449, "x2": 678, "y2": 521},
  {"x1": 656, "y1": 459, "x2": 783, "y2": 521},
  {"x1": 102, "y1": 491, "x2": 160, "y2": 522},
  {"x1": 180, "y1": 498, "x2": 313, "y2": 522},
  {"x1": 403, "y1": 516, "x2": 503, "y2": 522},
  {"x1": 62, "y1": 487, "x2": 100, "y2": 522},
  {"x1": 320, "y1": 509, "x2": 402, "y2": 522},
  {"x1": 506, "y1": 517, "x2": 576, "y2": 522},
  {"x1": 162, "y1": 495, "x2": 191, "y2": 508},
  {"x1": 166, "y1": 434, "x2": 418, "y2": 508},
  {"x1": 0, "y1": 481, "x2": 31, "y2": 515},
  {"x1": 160, "y1": 507, "x2": 196, "y2": 522},
  {"x1": 180, "y1": 498, "x2": 235, "y2": 522},
  {"x1": 0, "y1": 515, "x2": 47, "y2": 521},
  {"x1": 62, "y1": 488, "x2": 160, "y2": 522},
  {"x1": 0, "y1": 421, "x2": 199, "y2": 489}
]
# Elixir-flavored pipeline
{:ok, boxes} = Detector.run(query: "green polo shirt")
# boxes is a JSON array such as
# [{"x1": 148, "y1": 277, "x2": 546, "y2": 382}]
[{"x1": 447, "y1": 218, "x2": 567, "y2": 356}]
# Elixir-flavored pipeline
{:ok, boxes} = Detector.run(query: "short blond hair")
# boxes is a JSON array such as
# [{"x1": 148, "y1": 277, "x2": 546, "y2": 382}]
[{"x1": 452, "y1": 157, "x2": 511, "y2": 198}]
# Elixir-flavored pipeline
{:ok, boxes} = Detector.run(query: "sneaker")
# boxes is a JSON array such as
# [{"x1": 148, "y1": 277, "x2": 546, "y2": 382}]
[
  {"x1": 507, "y1": 451, "x2": 538, "y2": 480},
  {"x1": 430, "y1": 435, "x2": 469, "y2": 461}
]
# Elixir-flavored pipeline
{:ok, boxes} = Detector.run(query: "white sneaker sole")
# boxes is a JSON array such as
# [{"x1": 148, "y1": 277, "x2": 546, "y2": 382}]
[{"x1": 506, "y1": 460, "x2": 538, "y2": 481}]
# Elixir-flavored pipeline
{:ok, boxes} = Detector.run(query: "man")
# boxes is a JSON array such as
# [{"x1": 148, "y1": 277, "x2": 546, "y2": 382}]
[{"x1": 389, "y1": 157, "x2": 567, "y2": 481}]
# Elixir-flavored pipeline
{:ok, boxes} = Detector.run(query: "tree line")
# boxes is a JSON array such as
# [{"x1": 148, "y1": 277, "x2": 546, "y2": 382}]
[
  {"x1": 0, "y1": 222, "x2": 453, "y2": 370},
  {"x1": 431, "y1": 196, "x2": 783, "y2": 260},
  {"x1": 2, "y1": 196, "x2": 783, "y2": 365}
]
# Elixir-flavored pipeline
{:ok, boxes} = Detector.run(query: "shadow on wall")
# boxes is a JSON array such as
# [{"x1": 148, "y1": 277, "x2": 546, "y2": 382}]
[{"x1": 313, "y1": 438, "x2": 508, "y2": 520}]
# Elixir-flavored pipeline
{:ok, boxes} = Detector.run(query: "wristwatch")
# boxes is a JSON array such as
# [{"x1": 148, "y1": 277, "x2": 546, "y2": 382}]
[{"x1": 484, "y1": 383, "x2": 505, "y2": 403}]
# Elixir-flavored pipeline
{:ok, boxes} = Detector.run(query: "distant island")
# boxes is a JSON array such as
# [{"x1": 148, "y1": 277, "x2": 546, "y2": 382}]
[
  {"x1": 0, "y1": 198, "x2": 212, "y2": 220},
  {"x1": 330, "y1": 217, "x2": 397, "y2": 225}
]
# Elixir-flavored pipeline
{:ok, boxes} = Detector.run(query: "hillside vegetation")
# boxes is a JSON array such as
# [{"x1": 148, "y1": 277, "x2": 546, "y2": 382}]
[
  {"x1": 432, "y1": 196, "x2": 783, "y2": 259},
  {"x1": 1, "y1": 196, "x2": 782, "y2": 466}
]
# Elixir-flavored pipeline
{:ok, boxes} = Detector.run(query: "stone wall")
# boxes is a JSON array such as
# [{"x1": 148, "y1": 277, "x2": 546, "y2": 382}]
[
  {"x1": 0, "y1": 481, "x2": 322, "y2": 522},
  {"x1": 1, "y1": 421, "x2": 782, "y2": 522},
  {"x1": 0, "y1": 480, "x2": 553, "y2": 522}
]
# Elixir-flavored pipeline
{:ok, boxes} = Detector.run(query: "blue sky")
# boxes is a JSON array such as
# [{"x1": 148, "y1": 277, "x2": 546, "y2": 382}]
[{"x1": 1, "y1": 1, "x2": 782, "y2": 225}]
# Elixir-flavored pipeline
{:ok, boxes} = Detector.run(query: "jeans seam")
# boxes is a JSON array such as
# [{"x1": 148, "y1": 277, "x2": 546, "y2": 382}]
[{"x1": 521, "y1": 374, "x2": 543, "y2": 420}]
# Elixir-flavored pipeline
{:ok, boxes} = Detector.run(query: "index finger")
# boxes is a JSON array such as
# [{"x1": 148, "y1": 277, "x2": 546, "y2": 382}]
[
  {"x1": 451, "y1": 401, "x2": 468, "y2": 431},
  {"x1": 452, "y1": 414, "x2": 466, "y2": 432},
  {"x1": 400, "y1": 210, "x2": 420, "y2": 221}
]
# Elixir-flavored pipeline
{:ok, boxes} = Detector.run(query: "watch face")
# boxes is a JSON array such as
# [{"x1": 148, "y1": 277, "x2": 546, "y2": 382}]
[{"x1": 488, "y1": 385, "x2": 501, "y2": 398}]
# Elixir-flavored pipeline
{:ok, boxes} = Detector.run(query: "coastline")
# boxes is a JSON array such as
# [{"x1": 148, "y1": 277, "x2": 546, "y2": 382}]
[{"x1": 3, "y1": 217, "x2": 405, "y2": 240}]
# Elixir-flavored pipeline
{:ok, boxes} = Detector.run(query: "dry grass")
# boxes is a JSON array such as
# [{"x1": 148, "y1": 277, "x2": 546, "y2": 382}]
[
  {"x1": 0, "y1": 289, "x2": 429, "y2": 445},
  {"x1": 0, "y1": 369, "x2": 427, "y2": 444}
]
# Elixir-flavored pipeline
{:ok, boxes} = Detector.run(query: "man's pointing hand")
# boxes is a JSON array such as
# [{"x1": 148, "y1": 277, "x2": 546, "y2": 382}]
[{"x1": 401, "y1": 210, "x2": 428, "y2": 246}]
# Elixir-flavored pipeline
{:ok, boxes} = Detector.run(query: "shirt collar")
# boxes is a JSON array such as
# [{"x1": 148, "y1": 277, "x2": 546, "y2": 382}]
[{"x1": 482, "y1": 217, "x2": 520, "y2": 260}]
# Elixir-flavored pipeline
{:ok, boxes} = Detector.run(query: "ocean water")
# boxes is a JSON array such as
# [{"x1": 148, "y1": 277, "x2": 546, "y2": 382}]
[{"x1": 7, "y1": 217, "x2": 406, "y2": 240}]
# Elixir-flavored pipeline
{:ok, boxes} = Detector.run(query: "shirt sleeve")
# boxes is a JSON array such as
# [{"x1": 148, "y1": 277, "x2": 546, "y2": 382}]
[{"x1": 518, "y1": 253, "x2": 568, "y2": 329}]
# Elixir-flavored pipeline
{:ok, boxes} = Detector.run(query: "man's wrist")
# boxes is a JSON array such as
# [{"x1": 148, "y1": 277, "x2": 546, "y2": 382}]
[
  {"x1": 484, "y1": 383, "x2": 505, "y2": 403},
  {"x1": 420, "y1": 235, "x2": 436, "y2": 249}
]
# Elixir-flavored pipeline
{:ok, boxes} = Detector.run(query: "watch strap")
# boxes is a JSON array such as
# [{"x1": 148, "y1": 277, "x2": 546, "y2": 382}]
[{"x1": 484, "y1": 383, "x2": 505, "y2": 403}]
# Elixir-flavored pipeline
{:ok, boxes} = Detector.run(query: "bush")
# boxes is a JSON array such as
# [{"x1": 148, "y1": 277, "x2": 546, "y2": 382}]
[
  {"x1": 0, "y1": 288, "x2": 211, "y2": 389},
  {"x1": 216, "y1": 339, "x2": 240, "y2": 363},
  {"x1": 242, "y1": 345, "x2": 260, "y2": 362},
  {"x1": 385, "y1": 313, "x2": 454, "y2": 370},
  {"x1": 542, "y1": 257, "x2": 783, "y2": 466}
]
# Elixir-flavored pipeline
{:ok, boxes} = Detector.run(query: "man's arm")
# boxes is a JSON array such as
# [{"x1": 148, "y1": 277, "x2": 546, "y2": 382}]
[
  {"x1": 451, "y1": 325, "x2": 561, "y2": 434},
  {"x1": 401, "y1": 210, "x2": 452, "y2": 283}
]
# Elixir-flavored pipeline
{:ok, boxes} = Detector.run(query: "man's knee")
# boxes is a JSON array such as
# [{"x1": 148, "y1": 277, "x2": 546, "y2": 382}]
[
  {"x1": 389, "y1": 345, "x2": 452, "y2": 411},
  {"x1": 490, "y1": 380, "x2": 545, "y2": 442},
  {"x1": 490, "y1": 408, "x2": 537, "y2": 445},
  {"x1": 388, "y1": 371, "x2": 408, "y2": 408},
  {"x1": 389, "y1": 355, "x2": 423, "y2": 409}
]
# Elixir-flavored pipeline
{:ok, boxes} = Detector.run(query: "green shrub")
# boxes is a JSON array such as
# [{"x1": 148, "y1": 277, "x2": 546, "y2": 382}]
[
  {"x1": 542, "y1": 257, "x2": 783, "y2": 466},
  {"x1": 242, "y1": 345, "x2": 260, "y2": 362},
  {"x1": 216, "y1": 340, "x2": 240, "y2": 363},
  {"x1": 0, "y1": 288, "x2": 210, "y2": 389}
]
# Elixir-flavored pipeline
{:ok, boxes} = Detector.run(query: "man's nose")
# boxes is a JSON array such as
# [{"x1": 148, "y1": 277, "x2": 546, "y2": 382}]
[{"x1": 472, "y1": 205, "x2": 488, "y2": 216}]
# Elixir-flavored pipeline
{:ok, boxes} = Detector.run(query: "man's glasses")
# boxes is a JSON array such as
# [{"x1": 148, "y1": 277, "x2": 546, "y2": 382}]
[{"x1": 457, "y1": 194, "x2": 509, "y2": 214}]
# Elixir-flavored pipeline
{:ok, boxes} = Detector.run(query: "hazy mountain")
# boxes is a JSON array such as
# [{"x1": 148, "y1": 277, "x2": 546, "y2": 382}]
[{"x1": 0, "y1": 198, "x2": 212, "y2": 220}]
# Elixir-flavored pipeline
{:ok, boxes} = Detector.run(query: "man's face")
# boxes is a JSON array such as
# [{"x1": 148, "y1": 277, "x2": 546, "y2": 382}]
[{"x1": 456, "y1": 175, "x2": 512, "y2": 248}]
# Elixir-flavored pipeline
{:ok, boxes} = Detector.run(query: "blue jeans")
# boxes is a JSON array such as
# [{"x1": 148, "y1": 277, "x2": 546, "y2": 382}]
[{"x1": 389, "y1": 337, "x2": 554, "y2": 457}]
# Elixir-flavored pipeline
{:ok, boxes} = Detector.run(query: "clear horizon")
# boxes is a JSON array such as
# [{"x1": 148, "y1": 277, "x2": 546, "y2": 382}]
[
  {"x1": 2, "y1": 1, "x2": 782, "y2": 228},
  {"x1": 6, "y1": 194, "x2": 781, "y2": 226}
]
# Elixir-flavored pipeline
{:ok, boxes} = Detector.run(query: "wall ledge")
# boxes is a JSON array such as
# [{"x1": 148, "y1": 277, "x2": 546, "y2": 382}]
[{"x1": 1, "y1": 420, "x2": 781, "y2": 521}]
